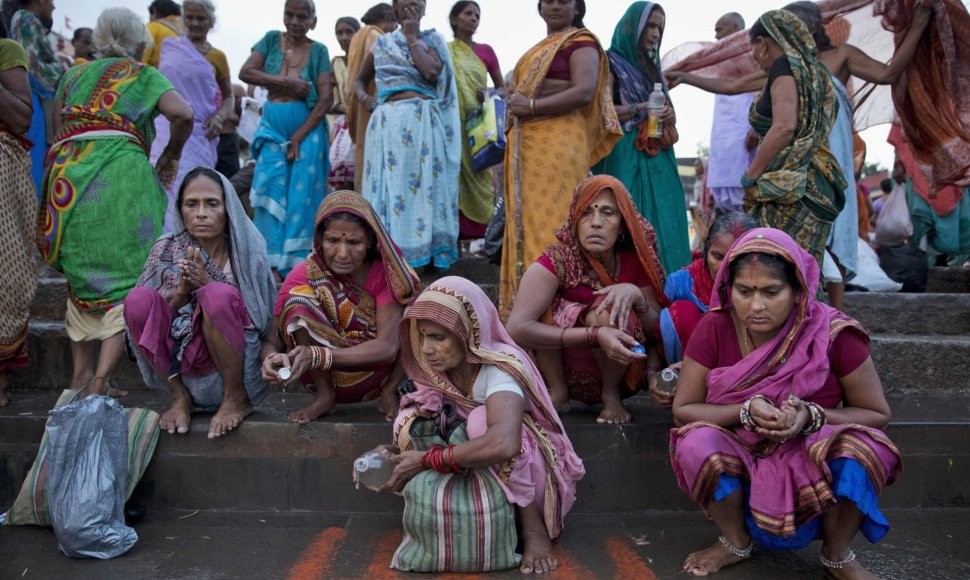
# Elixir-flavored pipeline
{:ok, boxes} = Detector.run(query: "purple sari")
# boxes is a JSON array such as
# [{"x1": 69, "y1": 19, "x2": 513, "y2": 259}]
[
  {"x1": 150, "y1": 35, "x2": 219, "y2": 233},
  {"x1": 670, "y1": 228, "x2": 902, "y2": 541}
]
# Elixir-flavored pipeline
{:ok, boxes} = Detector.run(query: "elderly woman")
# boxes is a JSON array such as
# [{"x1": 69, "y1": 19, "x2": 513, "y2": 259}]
[
  {"x1": 371, "y1": 277, "x2": 584, "y2": 575},
  {"x1": 326, "y1": 16, "x2": 361, "y2": 192},
  {"x1": 38, "y1": 7, "x2": 192, "y2": 398},
  {"x1": 0, "y1": 39, "x2": 35, "y2": 408},
  {"x1": 594, "y1": 2, "x2": 690, "y2": 274},
  {"x1": 354, "y1": 0, "x2": 461, "y2": 270},
  {"x1": 125, "y1": 168, "x2": 276, "y2": 439},
  {"x1": 150, "y1": 0, "x2": 235, "y2": 232},
  {"x1": 240, "y1": 0, "x2": 334, "y2": 279},
  {"x1": 9, "y1": 0, "x2": 67, "y2": 192},
  {"x1": 448, "y1": 0, "x2": 503, "y2": 239},
  {"x1": 669, "y1": 228, "x2": 901, "y2": 577},
  {"x1": 346, "y1": 3, "x2": 397, "y2": 191},
  {"x1": 261, "y1": 192, "x2": 420, "y2": 423},
  {"x1": 500, "y1": 0, "x2": 621, "y2": 318},
  {"x1": 507, "y1": 175, "x2": 668, "y2": 424}
]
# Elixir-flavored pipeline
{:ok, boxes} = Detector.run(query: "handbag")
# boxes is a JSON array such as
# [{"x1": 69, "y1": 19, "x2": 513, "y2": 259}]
[
  {"x1": 466, "y1": 93, "x2": 507, "y2": 172},
  {"x1": 875, "y1": 183, "x2": 913, "y2": 246}
]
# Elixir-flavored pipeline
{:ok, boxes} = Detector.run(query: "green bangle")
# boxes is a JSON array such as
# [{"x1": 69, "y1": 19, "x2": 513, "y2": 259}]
[{"x1": 740, "y1": 173, "x2": 758, "y2": 188}]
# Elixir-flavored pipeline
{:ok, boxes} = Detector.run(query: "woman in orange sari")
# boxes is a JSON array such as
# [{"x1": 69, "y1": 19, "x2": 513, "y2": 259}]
[
  {"x1": 500, "y1": 0, "x2": 622, "y2": 319},
  {"x1": 346, "y1": 3, "x2": 397, "y2": 191}
]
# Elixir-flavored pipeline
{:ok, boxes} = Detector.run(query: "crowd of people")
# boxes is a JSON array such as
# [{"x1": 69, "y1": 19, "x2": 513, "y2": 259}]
[{"x1": 2, "y1": 0, "x2": 968, "y2": 576}]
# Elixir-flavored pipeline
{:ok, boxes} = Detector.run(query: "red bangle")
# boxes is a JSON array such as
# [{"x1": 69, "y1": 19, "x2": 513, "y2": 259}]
[
  {"x1": 587, "y1": 327, "x2": 600, "y2": 348},
  {"x1": 447, "y1": 445, "x2": 462, "y2": 473}
]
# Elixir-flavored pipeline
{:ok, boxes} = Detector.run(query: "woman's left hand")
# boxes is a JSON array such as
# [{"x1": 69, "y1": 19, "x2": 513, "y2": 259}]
[
  {"x1": 203, "y1": 114, "x2": 224, "y2": 139},
  {"x1": 756, "y1": 396, "x2": 809, "y2": 442},
  {"x1": 286, "y1": 137, "x2": 302, "y2": 162},
  {"x1": 506, "y1": 93, "x2": 531, "y2": 117},
  {"x1": 377, "y1": 450, "x2": 426, "y2": 493},
  {"x1": 594, "y1": 284, "x2": 647, "y2": 328},
  {"x1": 284, "y1": 345, "x2": 314, "y2": 385},
  {"x1": 156, "y1": 152, "x2": 179, "y2": 187},
  {"x1": 177, "y1": 247, "x2": 211, "y2": 291},
  {"x1": 658, "y1": 104, "x2": 676, "y2": 125}
]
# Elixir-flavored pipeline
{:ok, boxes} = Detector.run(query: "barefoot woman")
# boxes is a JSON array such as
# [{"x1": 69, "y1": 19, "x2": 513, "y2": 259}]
[
  {"x1": 126, "y1": 168, "x2": 277, "y2": 439},
  {"x1": 379, "y1": 277, "x2": 584, "y2": 574},
  {"x1": 261, "y1": 192, "x2": 420, "y2": 423},
  {"x1": 670, "y1": 228, "x2": 901, "y2": 577}
]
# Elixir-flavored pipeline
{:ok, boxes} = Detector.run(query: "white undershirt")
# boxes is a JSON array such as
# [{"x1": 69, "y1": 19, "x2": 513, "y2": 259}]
[{"x1": 471, "y1": 365, "x2": 524, "y2": 404}]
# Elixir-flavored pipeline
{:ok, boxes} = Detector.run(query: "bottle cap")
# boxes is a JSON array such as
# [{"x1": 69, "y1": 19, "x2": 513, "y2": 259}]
[
  {"x1": 654, "y1": 83, "x2": 663, "y2": 90},
  {"x1": 630, "y1": 343, "x2": 646, "y2": 355},
  {"x1": 278, "y1": 367, "x2": 292, "y2": 380},
  {"x1": 354, "y1": 457, "x2": 369, "y2": 472},
  {"x1": 661, "y1": 367, "x2": 678, "y2": 381}
]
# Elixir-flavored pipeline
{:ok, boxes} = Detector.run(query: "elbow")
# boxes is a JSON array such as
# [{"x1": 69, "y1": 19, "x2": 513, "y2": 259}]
[
  {"x1": 494, "y1": 435, "x2": 521, "y2": 463},
  {"x1": 379, "y1": 342, "x2": 400, "y2": 366},
  {"x1": 238, "y1": 67, "x2": 258, "y2": 85},
  {"x1": 875, "y1": 408, "x2": 892, "y2": 430},
  {"x1": 506, "y1": 319, "x2": 525, "y2": 344},
  {"x1": 573, "y1": 91, "x2": 595, "y2": 108},
  {"x1": 9, "y1": 115, "x2": 31, "y2": 136}
]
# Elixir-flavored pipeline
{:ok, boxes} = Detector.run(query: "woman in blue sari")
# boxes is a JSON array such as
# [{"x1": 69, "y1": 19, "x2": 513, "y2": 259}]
[
  {"x1": 593, "y1": 2, "x2": 690, "y2": 274},
  {"x1": 353, "y1": 0, "x2": 461, "y2": 270},
  {"x1": 240, "y1": 0, "x2": 333, "y2": 279}
]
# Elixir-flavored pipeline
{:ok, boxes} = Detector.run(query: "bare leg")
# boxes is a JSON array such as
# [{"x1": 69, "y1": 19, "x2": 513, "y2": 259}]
[
  {"x1": 517, "y1": 502, "x2": 557, "y2": 575},
  {"x1": 287, "y1": 329, "x2": 337, "y2": 423},
  {"x1": 377, "y1": 356, "x2": 404, "y2": 422},
  {"x1": 0, "y1": 372, "x2": 10, "y2": 407},
  {"x1": 69, "y1": 339, "x2": 97, "y2": 389},
  {"x1": 827, "y1": 281, "x2": 845, "y2": 312},
  {"x1": 202, "y1": 312, "x2": 252, "y2": 439},
  {"x1": 159, "y1": 376, "x2": 194, "y2": 435},
  {"x1": 820, "y1": 500, "x2": 877, "y2": 580},
  {"x1": 682, "y1": 488, "x2": 752, "y2": 576},
  {"x1": 94, "y1": 332, "x2": 128, "y2": 397},
  {"x1": 535, "y1": 348, "x2": 570, "y2": 414},
  {"x1": 585, "y1": 310, "x2": 632, "y2": 424}
]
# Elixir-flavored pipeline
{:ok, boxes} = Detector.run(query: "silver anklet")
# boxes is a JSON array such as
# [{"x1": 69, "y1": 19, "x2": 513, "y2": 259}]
[
  {"x1": 820, "y1": 548, "x2": 856, "y2": 569},
  {"x1": 718, "y1": 535, "x2": 753, "y2": 558}
]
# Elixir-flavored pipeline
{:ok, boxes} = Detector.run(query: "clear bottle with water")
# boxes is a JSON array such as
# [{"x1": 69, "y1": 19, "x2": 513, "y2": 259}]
[
  {"x1": 646, "y1": 83, "x2": 666, "y2": 139},
  {"x1": 657, "y1": 367, "x2": 679, "y2": 394},
  {"x1": 354, "y1": 448, "x2": 395, "y2": 490}
]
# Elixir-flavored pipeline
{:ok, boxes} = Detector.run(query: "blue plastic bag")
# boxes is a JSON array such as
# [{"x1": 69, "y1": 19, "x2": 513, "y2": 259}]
[
  {"x1": 467, "y1": 93, "x2": 507, "y2": 172},
  {"x1": 45, "y1": 396, "x2": 138, "y2": 559}
]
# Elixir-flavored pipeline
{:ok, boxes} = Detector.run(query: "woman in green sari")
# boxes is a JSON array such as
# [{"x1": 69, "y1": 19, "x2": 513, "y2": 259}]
[
  {"x1": 741, "y1": 10, "x2": 846, "y2": 268},
  {"x1": 593, "y1": 2, "x2": 689, "y2": 274},
  {"x1": 37, "y1": 8, "x2": 193, "y2": 396},
  {"x1": 447, "y1": 0, "x2": 504, "y2": 239}
]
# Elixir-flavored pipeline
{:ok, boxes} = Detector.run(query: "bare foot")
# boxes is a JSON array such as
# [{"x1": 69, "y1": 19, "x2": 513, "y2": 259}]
[
  {"x1": 822, "y1": 550, "x2": 878, "y2": 580},
  {"x1": 377, "y1": 388, "x2": 399, "y2": 422},
  {"x1": 519, "y1": 530, "x2": 557, "y2": 575},
  {"x1": 208, "y1": 395, "x2": 253, "y2": 439},
  {"x1": 107, "y1": 385, "x2": 129, "y2": 398},
  {"x1": 682, "y1": 538, "x2": 750, "y2": 576},
  {"x1": 550, "y1": 388, "x2": 571, "y2": 415},
  {"x1": 0, "y1": 374, "x2": 10, "y2": 407},
  {"x1": 288, "y1": 390, "x2": 336, "y2": 424},
  {"x1": 596, "y1": 396, "x2": 632, "y2": 424},
  {"x1": 77, "y1": 376, "x2": 109, "y2": 399},
  {"x1": 160, "y1": 395, "x2": 194, "y2": 435}
]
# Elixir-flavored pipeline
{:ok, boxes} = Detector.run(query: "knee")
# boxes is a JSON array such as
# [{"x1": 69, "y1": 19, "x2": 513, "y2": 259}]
[
  {"x1": 124, "y1": 286, "x2": 163, "y2": 325},
  {"x1": 196, "y1": 282, "x2": 244, "y2": 322},
  {"x1": 583, "y1": 307, "x2": 611, "y2": 328}
]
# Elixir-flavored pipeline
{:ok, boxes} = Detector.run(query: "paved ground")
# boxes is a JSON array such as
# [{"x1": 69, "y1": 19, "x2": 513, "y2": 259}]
[{"x1": 1, "y1": 508, "x2": 968, "y2": 579}]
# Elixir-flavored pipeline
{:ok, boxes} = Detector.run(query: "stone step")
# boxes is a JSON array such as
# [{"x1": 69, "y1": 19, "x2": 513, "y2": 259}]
[
  {"x1": 11, "y1": 322, "x2": 969, "y2": 394},
  {"x1": 927, "y1": 267, "x2": 970, "y2": 293},
  {"x1": 843, "y1": 293, "x2": 970, "y2": 336},
  {"x1": 2, "y1": 392, "x2": 968, "y2": 516}
]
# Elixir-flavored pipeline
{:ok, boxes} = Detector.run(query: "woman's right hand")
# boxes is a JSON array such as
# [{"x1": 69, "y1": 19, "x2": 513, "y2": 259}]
[
  {"x1": 745, "y1": 128, "x2": 761, "y2": 151},
  {"x1": 271, "y1": 76, "x2": 312, "y2": 100},
  {"x1": 378, "y1": 450, "x2": 425, "y2": 493},
  {"x1": 506, "y1": 93, "x2": 531, "y2": 117},
  {"x1": 664, "y1": 71, "x2": 687, "y2": 89},
  {"x1": 596, "y1": 326, "x2": 648, "y2": 365},
  {"x1": 156, "y1": 152, "x2": 179, "y2": 187},
  {"x1": 400, "y1": 2, "x2": 423, "y2": 40},
  {"x1": 284, "y1": 345, "x2": 315, "y2": 384},
  {"x1": 261, "y1": 352, "x2": 290, "y2": 383}
]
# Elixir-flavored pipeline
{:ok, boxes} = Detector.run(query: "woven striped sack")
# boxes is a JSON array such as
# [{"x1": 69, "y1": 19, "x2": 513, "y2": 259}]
[
  {"x1": 391, "y1": 414, "x2": 520, "y2": 572},
  {"x1": 2, "y1": 390, "x2": 161, "y2": 527}
]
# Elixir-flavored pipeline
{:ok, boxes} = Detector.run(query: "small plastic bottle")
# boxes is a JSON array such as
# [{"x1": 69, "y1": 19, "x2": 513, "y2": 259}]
[
  {"x1": 646, "y1": 83, "x2": 666, "y2": 139},
  {"x1": 354, "y1": 448, "x2": 395, "y2": 490},
  {"x1": 277, "y1": 367, "x2": 292, "y2": 381},
  {"x1": 657, "y1": 367, "x2": 679, "y2": 393},
  {"x1": 630, "y1": 342, "x2": 646, "y2": 355}
]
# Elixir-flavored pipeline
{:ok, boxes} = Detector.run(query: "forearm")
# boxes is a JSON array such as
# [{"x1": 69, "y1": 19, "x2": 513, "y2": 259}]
[
  {"x1": 214, "y1": 96, "x2": 234, "y2": 123},
  {"x1": 406, "y1": 37, "x2": 442, "y2": 83},
  {"x1": 0, "y1": 91, "x2": 32, "y2": 134},
  {"x1": 167, "y1": 292, "x2": 189, "y2": 312},
  {"x1": 677, "y1": 73, "x2": 754, "y2": 95},
  {"x1": 508, "y1": 319, "x2": 599, "y2": 351},
  {"x1": 329, "y1": 338, "x2": 398, "y2": 368},
  {"x1": 823, "y1": 406, "x2": 891, "y2": 430},
  {"x1": 163, "y1": 115, "x2": 192, "y2": 158},
  {"x1": 530, "y1": 86, "x2": 593, "y2": 117},
  {"x1": 745, "y1": 125, "x2": 793, "y2": 177},
  {"x1": 673, "y1": 402, "x2": 743, "y2": 428},
  {"x1": 239, "y1": 67, "x2": 286, "y2": 90},
  {"x1": 451, "y1": 429, "x2": 519, "y2": 468},
  {"x1": 292, "y1": 97, "x2": 330, "y2": 141}
]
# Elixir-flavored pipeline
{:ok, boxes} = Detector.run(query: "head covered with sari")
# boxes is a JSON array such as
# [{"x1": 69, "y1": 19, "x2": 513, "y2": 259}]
[
  {"x1": 747, "y1": 10, "x2": 846, "y2": 223},
  {"x1": 396, "y1": 276, "x2": 584, "y2": 538},
  {"x1": 607, "y1": 1, "x2": 666, "y2": 131},
  {"x1": 706, "y1": 228, "x2": 865, "y2": 409}
]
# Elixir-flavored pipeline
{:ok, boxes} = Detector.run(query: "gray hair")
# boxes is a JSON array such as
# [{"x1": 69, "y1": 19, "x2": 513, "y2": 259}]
[
  {"x1": 183, "y1": 0, "x2": 217, "y2": 27},
  {"x1": 94, "y1": 7, "x2": 152, "y2": 60},
  {"x1": 720, "y1": 12, "x2": 745, "y2": 30}
]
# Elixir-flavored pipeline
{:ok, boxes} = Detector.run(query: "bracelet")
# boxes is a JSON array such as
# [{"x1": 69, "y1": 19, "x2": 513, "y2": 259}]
[
  {"x1": 740, "y1": 172, "x2": 759, "y2": 188},
  {"x1": 630, "y1": 102, "x2": 639, "y2": 115},
  {"x1": 740, "y1": 395, "x2": 771, "y2": 431},
  {"x1": 559, "y1": 326, "x2": 566, "y2": 348},
  {"x1": 800, "y1": 402, "x2": 827, "y2": 435},
  {"x1": 530, "y1": 97, "x2": 537, "y2": 116},
  {"x1": 585, "y1": 326, "x2": 600, "y2": 348},
  {"x1": 633, "y1": 303, "x2": 649, "y2": 314},
  {"x1": 309, "y1": 346, "x2": 333, "y2": 371}
]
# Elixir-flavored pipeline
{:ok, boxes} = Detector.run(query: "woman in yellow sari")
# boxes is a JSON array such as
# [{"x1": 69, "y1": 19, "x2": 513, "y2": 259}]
[
  {"x1": 346, "y1": 3, "x2": 397, "y2": 191},
  {"x1": 500, "y1": 0, "x2": 622, "y2": 318}
]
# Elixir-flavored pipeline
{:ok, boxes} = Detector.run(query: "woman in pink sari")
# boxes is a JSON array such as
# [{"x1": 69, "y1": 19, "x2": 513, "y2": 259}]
[
  {"x1": 377, "y1": 277, "x2": 584, "y2": 575},
  {"x1": 669, "y1": 228, "x2": 901, "y2": 578}
]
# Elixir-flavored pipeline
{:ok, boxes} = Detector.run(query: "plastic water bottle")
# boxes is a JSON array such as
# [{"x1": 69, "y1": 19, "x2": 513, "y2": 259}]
[
  {"x1": 647, "y1": 83, "x2": 666, "y2": 139},
  {"x1": 657, "y1": 367, "x2": 679, "y2": 393},
  {"x1": 630, "y1": 342, "x2": 646, "y2": 355},
  {"x1": 354, "y1": 448, "x2": 395, "y2": 490}
]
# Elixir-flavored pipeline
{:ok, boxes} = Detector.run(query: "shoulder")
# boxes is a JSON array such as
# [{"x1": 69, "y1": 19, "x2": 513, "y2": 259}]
[
  {"x1": 311, "y1": 40, "x2": 329, "y2": 57},
  {"x1": 253, "y1": 30, "x2": 280, "y2": 51},
  {"x1": 207, "y1": 47, "x2": 228, "y2": 62},
  {"x1": 769, "y1": 56, "x2": 793, "y2": 77},
  {"x1": 480, "y1": 365, "x2": 525, "y2": 399}
]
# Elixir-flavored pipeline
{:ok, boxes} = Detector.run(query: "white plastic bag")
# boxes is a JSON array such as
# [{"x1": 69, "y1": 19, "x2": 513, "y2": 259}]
[
  {"x1": 852, "y1": 238, "x2": 903, "y2": 292},
  {"x1": 237, "y1": 97, "x2": 263, "y2": 144},
  {"x1": 875, "y1": 183, "x2": 913, "y2": 246}
]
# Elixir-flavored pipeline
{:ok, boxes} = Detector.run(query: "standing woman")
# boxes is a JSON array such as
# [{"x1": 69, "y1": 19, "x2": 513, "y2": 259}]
[
  {"x1": 593, "y1": 2, "x2": 690, "y2": 274},
  {"x1": 448, "y1": 0, "x2": 503, "y2": 240},
  {"x1": 326, "y1": 15, "x2": 361, "y2": 192},
  {"x1": 37, "y1": 7, "x2": 193, "y2": 397},
  {"x1": 143, "y1": 0, "x2": 184, "y2": 68},
  {"x1": 500, "y1": 0, "x2": 621, "y2": 319},
  {"x1": 150, "y1": 0, "x2": 235, "y2": 232},
  {"x1": 10, "y1": 0, "x2": 67, "y2": 193},
  {"x1": 346, "y1": 3, "x2": 396, "y2": 192},
  {"x1": 354, "y1": 0, "x2": 462, "y2": 270},
  {"x1": 0, "y1": 39, "x2": 35, "y2": 407},
  {"x1": 239, "y1": 0, "x2": 334, "y2": 280}
]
